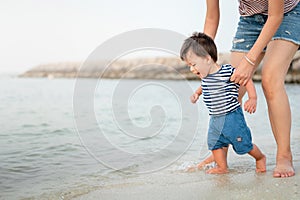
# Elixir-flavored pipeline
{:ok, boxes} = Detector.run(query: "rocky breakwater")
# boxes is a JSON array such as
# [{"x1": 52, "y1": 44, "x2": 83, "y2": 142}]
[
  {"x1": 20, "y1": 57, "x2": 193, "y2": 80},
  {"x1": 20, "y1": 52, "x2": 300, "y2": 83}
]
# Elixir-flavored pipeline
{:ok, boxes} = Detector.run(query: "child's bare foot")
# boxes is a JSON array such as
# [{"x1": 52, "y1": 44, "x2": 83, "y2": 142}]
[
  {"x1": 206, "y1": 166, "x2": 228, "y2": 174},
  {"x1": 197, "y1": 161, "x2": 208, "y2": 170},
  {"x1": 273, "y1": 156, "x2": 295, "y2": 178},
  {"x1": 256, "y1": 154, "x2": 266, "y2": 173},
  {"x1": 185, "y1": 161, "x2": 213, "y2": 172},
  {"x1": 197, "y1": 154, "x2": 215, "y2": 170}
]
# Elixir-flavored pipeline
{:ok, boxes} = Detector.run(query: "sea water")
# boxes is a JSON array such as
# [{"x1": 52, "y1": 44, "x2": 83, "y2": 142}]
[{"x1": 0, "y1": 77, "x2": 300, "y2": 199}]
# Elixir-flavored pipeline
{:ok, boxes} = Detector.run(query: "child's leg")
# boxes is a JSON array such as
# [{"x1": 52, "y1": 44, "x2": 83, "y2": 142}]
[
  {"x1": 197, "y1": 147, "x2": 229, "y2": 169},
  {"x1": 206, "y1": 148, "x2": 228, "y2": 174},
  {"x1": 248, "y1": 144, "x2": 266, "y2": 173}
]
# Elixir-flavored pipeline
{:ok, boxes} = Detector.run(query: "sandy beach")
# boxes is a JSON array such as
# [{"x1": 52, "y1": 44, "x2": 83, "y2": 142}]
[
  {"x1": 72, "y1": 159, "x2": 300, "y2": 200},
  {"x1": 71, "y1": 129, "x2": 300, "y2": 200}
]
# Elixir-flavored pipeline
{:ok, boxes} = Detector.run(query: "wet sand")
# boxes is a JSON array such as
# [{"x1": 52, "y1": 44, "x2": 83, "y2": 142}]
[
  {"x1": 71, "y1": 121, "x2": 300, "y2": 200},
  {"x1": 72, "y1": 156, "x2": 300, "y2": 200}
]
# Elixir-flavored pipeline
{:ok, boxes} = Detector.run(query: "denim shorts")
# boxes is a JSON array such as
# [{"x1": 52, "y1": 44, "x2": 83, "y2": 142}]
[
  {"x1": 207, "y1": 107, "x2": 253, "y2": 155},
  {"x1": 231, "y1": 3, "x2": 300, "y2": 52}
]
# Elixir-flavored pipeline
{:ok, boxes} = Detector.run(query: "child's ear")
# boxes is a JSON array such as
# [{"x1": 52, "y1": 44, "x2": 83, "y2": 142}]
[{"x1": 206, "y1": 55, "x2": 212, "y2": 64}]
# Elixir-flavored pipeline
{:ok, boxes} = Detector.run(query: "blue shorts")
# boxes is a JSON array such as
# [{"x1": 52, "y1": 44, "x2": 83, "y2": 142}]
[
  {"x1": 207, "y1": 107, "x2": 253, "y2": 155},
  {"x1": 231, "y1": 2, "x2": 300, "y2": 52}
]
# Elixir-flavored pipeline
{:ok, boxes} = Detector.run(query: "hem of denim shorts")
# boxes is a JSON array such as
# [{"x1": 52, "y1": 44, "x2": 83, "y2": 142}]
[
  {"x1": 231, "y1": 49, "x2": 267, "y2": 53},
  {"x1": 209, "y1": 146, "x2": 229, "y2": 151},
  {"x1": 235, "y1": 146, "x2": 253, "y2": 155},
  {"x1": 230, "y1": 49, "x2": 249, "y2": 53},
  {"x1": 272, "y1": 37, "x2": 300, "y2": 47},
  {"x1": 235, "y1": 150, "x2": 249, "y2": 155}
]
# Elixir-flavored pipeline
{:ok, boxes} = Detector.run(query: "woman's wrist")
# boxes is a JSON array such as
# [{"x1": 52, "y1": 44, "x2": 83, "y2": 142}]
[{"x1": 244, "y1": 55, "x2": 256, "y2": 66}]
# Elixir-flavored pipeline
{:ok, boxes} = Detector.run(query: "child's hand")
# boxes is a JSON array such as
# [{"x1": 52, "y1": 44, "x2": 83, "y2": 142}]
[
  {"x1": 244, "y1": 98, "x2": 257, "y2": 114},
  {"x1": 190, "y1": 93, "x2": 200, "y2": 104}
]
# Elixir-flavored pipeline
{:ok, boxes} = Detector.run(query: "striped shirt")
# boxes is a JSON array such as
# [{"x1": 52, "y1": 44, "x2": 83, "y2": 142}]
[
  {"x1": 239, "y1": 0, "x2": 299, "y2": 16},
  {"x1": 201, "y1": 64, "x2": 240, "y2": 116}
]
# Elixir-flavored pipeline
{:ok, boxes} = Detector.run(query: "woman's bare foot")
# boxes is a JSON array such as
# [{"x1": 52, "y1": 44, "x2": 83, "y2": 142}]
[
  {"x1": 273, "y1": 156, "x2": 295, "y2": 178},
  {"x1": 256, "y1": 154, "x2": 266, "y2": 173},
  {"x1": 206, "y1": 166, "x2": 228, "y2": 174}
]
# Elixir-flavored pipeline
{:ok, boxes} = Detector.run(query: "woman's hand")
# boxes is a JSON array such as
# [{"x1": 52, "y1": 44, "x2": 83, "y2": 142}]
[{"x1": 230, "y1": 58, "x2": 255, "y2": 86}]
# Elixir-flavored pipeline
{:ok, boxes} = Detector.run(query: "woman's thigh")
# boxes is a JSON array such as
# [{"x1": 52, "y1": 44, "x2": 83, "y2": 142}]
[{"x1": 262, "y1": 40, "x2": 298, "y2": 85}]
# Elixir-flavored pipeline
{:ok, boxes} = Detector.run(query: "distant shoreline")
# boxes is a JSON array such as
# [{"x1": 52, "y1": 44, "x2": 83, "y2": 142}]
[{"x1": 19, "y1": 52, "x2": 300, "y2": 83}]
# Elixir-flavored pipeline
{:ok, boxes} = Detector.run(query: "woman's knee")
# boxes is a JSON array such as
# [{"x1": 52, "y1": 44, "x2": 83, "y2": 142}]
[
  {"x1": 261, "y1": 72, "x2": 285, "y2": 100},
  {"x1": 261, "y1": 75, "x2": 273, "y2": 99}
]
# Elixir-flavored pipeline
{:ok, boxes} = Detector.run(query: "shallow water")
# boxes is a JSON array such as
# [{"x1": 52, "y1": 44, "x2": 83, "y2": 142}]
[{"x1": 0, "y1": 78, "x2": 299, "y2": 199}]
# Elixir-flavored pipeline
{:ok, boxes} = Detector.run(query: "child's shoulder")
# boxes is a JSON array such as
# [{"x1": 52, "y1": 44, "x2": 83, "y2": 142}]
[
  {"x1": 221, "y1": 64, "x2": 234, "y2": 69},
  {"x1": 220, "y1": 64, "x2": 235, "y2": 73}
]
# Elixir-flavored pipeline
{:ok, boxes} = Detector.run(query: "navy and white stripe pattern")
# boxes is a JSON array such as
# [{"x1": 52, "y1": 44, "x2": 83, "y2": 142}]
[
  {"x1": 201, "y1": 64, "x2": 240, "y2": 116},
  {"x1": 239, "y1": 0, "x2": 299, "y2": 16}
]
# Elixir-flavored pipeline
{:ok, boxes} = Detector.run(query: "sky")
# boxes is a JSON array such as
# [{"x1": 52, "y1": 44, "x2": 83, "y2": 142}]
[{"x1": 0, "y1": 0, "x2": 239, "y2": 74}]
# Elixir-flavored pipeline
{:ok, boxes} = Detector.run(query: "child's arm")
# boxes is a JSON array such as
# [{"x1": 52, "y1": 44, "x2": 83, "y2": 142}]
[
  {"x1": 244, "y1": 79, "x2": 257, "y2": 114},
  {"x1": 190, "y1": 86, "x2": 202, "y2": 104}
]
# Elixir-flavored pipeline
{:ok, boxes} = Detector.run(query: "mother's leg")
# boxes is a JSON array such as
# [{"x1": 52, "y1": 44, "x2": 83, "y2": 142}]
[{"x1": 261, "y1": 40, "x2": 298, "y2": 178}]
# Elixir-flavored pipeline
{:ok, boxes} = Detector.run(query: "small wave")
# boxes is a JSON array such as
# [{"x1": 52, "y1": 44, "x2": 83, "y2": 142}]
[
  {"x1": 51, "y1": 129, "x2": 66, "y2": 134},
  {"x1": 176, "y1": 161, "x2": 216, "y2": 172},
  {"x1": 40, "y1": 123, "x2": 50, "y2": 127},
  {"x1": 22, "y1": 124, "x2": 35, "y2": 128},
  {"x1": 21, "y1": 122, "x2": 49, "y2": 129},
  {"x1": 42, "y1": 143, "x2": 80, "y2": 153},
  {"x1": 176, "y1": 161, "x2": 197, "y2": 172},
  {"x1": 111, "y1": 164, "x2": 141, "y2": 174}
]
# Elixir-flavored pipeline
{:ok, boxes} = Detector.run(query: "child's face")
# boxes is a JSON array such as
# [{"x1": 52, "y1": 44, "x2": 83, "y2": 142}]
[{"x1": 185, "y1": 50, "x2": 211, "y2": 79}]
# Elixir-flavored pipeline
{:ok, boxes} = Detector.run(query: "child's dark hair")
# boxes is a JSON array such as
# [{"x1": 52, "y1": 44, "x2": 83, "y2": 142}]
[{"x1": 180, "y1": 32, "x2": 218, "y2": 62}]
